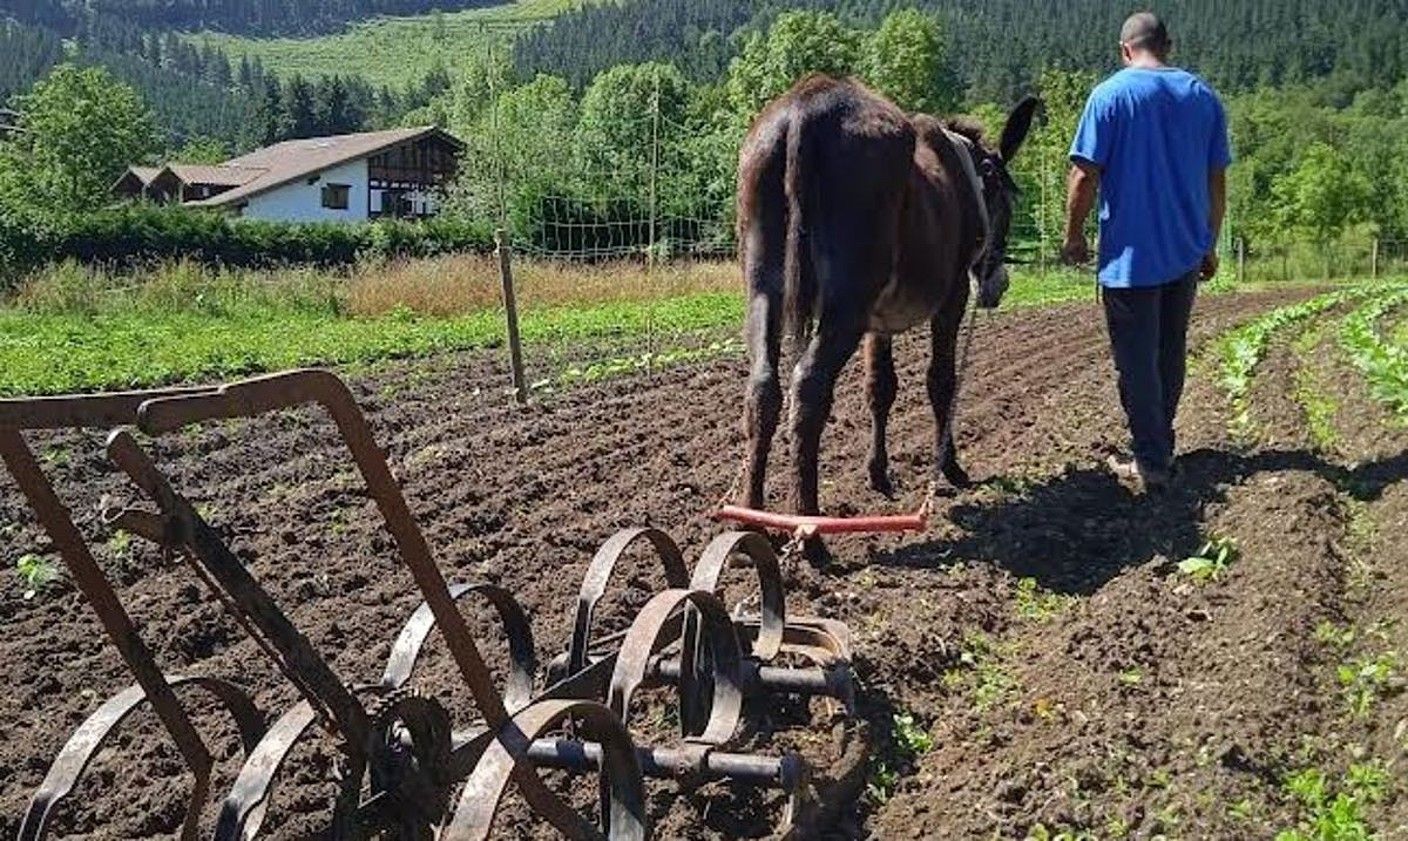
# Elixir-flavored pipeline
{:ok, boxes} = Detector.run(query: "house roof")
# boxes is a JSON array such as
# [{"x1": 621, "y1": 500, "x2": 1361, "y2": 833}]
[
  {"x1": 190, "y1": 125, "x2": 461, "y2": 208},
  {"x1": 126, "y1": 166, "x2": 162, "y2": 185},
  {"x1": 164, "y1": 164, "x2": 266, "y2": 187}
]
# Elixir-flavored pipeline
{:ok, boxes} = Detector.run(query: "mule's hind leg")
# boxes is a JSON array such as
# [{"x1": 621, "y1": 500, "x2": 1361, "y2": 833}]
[
  {"x1": 864, "y1": 333, "x2": 897, "y2": 497},
  {"x1": 928, "y1": 287, "x2": 972, "y2": 489},
  {"x1": 789, "y1": 316, "x2": 865, "y2": 516},
  {"x1": 741, "y1": 290, "x2": 783, "y2": 509}
]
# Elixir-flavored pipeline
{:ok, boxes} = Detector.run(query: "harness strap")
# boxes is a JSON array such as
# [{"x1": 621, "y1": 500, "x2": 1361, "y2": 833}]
[{"x1": 940, "y1": 128, "x2": 992, "y2": 275}]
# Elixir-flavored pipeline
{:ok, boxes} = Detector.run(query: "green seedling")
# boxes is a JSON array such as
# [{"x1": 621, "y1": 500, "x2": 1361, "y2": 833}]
[
  {"x1": 1014, "y1": 577, "x2": 1073, "y2": 622},
  {"x1": 1337, "y1": 651, "x2": 1399, "y2": 717},
  {"x1": 1178, "y1": 536, "x2": 1239, "y2": 583},
  {"x1": 1276, "y1": 762, "x2": 1386, "y2": 841},
  {"x1": 16, "y1": 553, "x2": 59, "y2": 600}
]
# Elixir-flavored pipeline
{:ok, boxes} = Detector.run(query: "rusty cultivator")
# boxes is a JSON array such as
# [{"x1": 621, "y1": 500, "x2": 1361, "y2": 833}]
[{"x1": 2, "y1": 369, "x2": 868, "y2": 838}]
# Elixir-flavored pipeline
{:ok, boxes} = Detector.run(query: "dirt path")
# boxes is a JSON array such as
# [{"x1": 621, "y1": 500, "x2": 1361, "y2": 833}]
[{"x1": 9, "y1": 286, "x2": 1397, "y2": 839}]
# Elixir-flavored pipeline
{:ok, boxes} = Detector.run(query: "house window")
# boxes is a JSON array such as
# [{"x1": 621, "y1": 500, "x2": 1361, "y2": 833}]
[{"x1": 321, "y1": 183, "x2": 350, "y2": 210}]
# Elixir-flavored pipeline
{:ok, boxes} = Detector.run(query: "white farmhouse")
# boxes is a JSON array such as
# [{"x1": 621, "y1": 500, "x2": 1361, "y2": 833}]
[{"x1": 115, "y1": 126, "x2": 462, "y2": 223}]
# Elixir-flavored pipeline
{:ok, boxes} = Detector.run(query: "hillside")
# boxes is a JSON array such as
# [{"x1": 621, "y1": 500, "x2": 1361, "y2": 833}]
[
  {"x1": 3, "y1": 0, "x2": 510, "y2": 38},
  {"x1": 514, "y1": 0, "x2": 1408, "y2": 100},
  {"x1": 186, "y1": 0, "x2": 599, "y2": 91}
]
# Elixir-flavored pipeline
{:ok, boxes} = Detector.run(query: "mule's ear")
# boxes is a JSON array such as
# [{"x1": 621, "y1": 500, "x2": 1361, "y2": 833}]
[{"x1": 1000, "y1": 96, "x2": 1042, "y2": 161}]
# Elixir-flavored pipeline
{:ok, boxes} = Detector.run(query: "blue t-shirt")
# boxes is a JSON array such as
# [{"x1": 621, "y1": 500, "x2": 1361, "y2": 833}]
[{"x1": 1070, "y1": 67, "x2": 1232, "y2": 288}]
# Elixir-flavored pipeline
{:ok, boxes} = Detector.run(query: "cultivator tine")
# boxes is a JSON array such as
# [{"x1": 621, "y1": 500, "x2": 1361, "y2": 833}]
[
  {"x1": 608, "y1": 589, "x2": 745, "y2": 745},
  {"x1": 688, "y1": 531, "x2": 786, "y2": 660},
  {"x1": 217, "y1": 700, "x2": 322, "y2": 839},
  {"x1": 568, "y1": 528, "x2": 690, "y2": 675},
  {"x1": 446, "y1": 699, "x2": 648, "y2": 841},
  {"x1": 18, "y1": 675, "x2": 264, "y2": 841},
  {"x1": 384, "y1": 582, "x2": 537, "y2": 713}
]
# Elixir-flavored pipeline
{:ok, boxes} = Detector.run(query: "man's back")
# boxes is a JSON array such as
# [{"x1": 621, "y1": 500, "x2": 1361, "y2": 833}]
[{"x1": 1071, "y1": 67, "x2": 1231, "y2": 287}]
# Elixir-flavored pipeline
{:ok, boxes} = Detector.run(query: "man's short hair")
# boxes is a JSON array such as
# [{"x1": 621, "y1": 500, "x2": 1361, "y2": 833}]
[{"x1": 1120, "y1": 11, "x2": 1171, "y2": 54}]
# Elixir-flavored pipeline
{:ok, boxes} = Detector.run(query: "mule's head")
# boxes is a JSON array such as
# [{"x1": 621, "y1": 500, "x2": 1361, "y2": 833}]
[{"x1": 972, "y1": 96, "x2": 1041, "y2": 309}]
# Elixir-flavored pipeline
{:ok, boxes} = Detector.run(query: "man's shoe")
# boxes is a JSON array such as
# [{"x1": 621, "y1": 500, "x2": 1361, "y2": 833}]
[{"x1": 1106, "y1": 454, "x2": 1170, "y2": 493}]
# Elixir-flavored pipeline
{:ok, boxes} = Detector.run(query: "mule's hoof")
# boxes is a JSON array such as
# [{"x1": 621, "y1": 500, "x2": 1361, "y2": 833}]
[
  {"x1": 941, "y1": 463, "x2": 973, "y2": 490},
  {"x1": 802, "y1": 536, "x2": 832, "y2": 569},
  {"x1": 868, "y1": 468, "x2": 895, "y2": 499}
]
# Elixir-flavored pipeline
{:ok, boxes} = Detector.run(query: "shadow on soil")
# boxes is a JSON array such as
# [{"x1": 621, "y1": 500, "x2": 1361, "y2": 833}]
[{"x1": 872, "y1": 446, "x2": 1408, "y2": 595}]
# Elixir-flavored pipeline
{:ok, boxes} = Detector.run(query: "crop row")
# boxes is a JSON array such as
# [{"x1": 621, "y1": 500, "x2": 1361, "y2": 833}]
[
  {"x1": 1212, "y1": 289, "x2": 1351, "y2": 435},
  {"x1": 1339, "y1": 286, "x2": 1408, "y2": 419}
]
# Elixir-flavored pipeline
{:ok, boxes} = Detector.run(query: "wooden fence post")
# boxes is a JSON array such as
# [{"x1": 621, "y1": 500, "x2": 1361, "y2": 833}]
[
  {"x1": 495, "y1": 228, "x2": 527, "y2": 404},
  {"x1": 1371, "y1": 237, "x2": 1380, "y2": 280},
  {"x1": 1236, "y1": 237, "x2": 1246, "y2": 285}
]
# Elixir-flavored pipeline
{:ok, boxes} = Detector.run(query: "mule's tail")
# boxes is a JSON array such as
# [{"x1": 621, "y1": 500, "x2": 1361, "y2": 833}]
[{"x1": 782, "y1": 111, "x2": 816, "y2": 346}]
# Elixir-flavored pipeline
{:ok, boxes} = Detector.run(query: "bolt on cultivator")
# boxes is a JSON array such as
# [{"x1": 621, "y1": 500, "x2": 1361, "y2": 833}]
[{"x1": 2, "y1": 369, "x2": 869, "y2": 839}]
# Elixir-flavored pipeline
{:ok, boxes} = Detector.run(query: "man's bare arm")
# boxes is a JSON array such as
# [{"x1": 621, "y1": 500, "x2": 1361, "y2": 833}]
[
  {"x1": 1202, "y1": 166, "x2": 1227, "y2": 279},
  {"x1": 1061, "y1": 161, "x2": 1100, "y2": 265}
]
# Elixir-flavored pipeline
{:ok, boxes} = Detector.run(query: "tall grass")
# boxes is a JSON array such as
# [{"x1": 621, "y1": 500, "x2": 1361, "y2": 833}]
[
  {"x1": 344, "y1": 255, "x2": 736, "y2": 317},
  {"x1": 10, "y1": 256, "x2": 739, "y2": 320}
]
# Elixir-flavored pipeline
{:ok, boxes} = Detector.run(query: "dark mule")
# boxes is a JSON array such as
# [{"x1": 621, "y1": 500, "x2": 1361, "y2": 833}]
[{"x1": 736, "y1": 75, "x2": 1038, "y2": 517}]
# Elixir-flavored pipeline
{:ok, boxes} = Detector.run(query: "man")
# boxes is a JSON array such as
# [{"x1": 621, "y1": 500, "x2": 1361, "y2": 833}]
[{"x1": 1062, "y1": 11, "x2": 1231, "y2": 492}]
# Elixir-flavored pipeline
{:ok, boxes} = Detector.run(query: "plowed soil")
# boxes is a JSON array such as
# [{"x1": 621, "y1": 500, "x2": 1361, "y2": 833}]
[{"x1": 4, "y1": 285, "x2": 1407, "y2": 839}]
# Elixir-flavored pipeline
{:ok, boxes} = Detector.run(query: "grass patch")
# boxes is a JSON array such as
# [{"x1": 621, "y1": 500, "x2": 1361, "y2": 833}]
[
  {"x1": 1013, "y1": 577, "x2": 1073, "y2": 622},
  {"x1": 942, "y1": 630, "x2": 1018, "y2": 710},
  {"x1": 185, "y1": 0, "x2": 601, "y2": 90}
]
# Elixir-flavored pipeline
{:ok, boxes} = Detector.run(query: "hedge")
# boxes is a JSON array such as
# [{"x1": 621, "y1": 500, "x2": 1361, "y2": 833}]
[{"x1": 0, "y1": 204, "x2": 495, "y2": 288}]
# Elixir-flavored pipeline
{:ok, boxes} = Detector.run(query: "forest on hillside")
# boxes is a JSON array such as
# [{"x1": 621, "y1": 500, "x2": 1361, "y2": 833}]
[
  {"x1": 515, "y1": 0, "x2": 1408, "y2": 101},
  {"x1": 5, "y1": 0, "x2": 1406, "y2": 152},
  {"x1": 2, "y1": 0, "x2": 506, "y2": 37}
]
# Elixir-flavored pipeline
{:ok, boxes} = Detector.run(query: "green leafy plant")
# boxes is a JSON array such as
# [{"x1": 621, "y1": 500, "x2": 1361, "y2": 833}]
[
  {"x1": 1178, "y1": 536, "x2": 1240, "y2": 583},
  {"x1": 16, "y1": 553, "x2": 59, "y2": 599},
  {"x1": 1211, "y1": 290, "x2": 1352, "y2": 439},
  {"x1": 1339, "y1": 286, "x2": 1408, "y2": 420},
  {"x1": 1337, "y1": 651, "x2": 1399, "y2": 717},
  {"x1": 891, "y1": 711, "x2": 934, "y2": 756},
  {"x1": 1014, "y1": 576, "x2": 1073, "y2": 622},
  {"x1": 866, "y1": 710, "x2": 934, "y2": 805},
  {"x1": 1276, "y1": 763, "x2": 1386, "y2": 841}
]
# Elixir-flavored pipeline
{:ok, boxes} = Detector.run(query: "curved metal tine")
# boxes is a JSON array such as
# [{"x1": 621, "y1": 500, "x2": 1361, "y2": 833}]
[
  {"x1": 134, "y1": 370, "x2": 581, "y2": 828},
  {"x1": 568, "y1": 528, "x2": 690, "y2": 676},
  {"x1": 445, "y1": 700, "x2": 648, "y2": 841},
  {"x1": 1, "y1": 427, "x2": 215, "y2": 841},
  {"x1": 20, "y1": 675, "x2": 265, "y2": 841},
  {"x1": 216, "y1": 701, "x2": 319, "y2": 840},
  {"x1": 383, "y1": 583, "x2": 537, "y2": 714},
  {"x1": 609, "y1": 589, "x2": 744, "y2": 746},
  {"x1": 689, "y1": 531, "x2": 786, "y2": 662}
]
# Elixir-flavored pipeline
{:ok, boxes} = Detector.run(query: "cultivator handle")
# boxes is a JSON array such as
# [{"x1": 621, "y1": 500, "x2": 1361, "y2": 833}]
[
  {"x1": 134, "y1": 368, "x2": 348, "y2": 433},
  {"x1": 0, "y1": 385, "x2": 217, "y2": 430}
]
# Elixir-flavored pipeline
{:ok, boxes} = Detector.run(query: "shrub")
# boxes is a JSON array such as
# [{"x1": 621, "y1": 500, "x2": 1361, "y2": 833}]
[{"x1": 0, "y1": 204, "x2": 495, "y2": 284}]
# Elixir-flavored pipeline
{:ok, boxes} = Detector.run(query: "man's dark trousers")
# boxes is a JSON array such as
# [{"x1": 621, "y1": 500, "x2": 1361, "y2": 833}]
[{"x1": 1102, "y1": 270, "x2": 1199, "y2": 474}]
